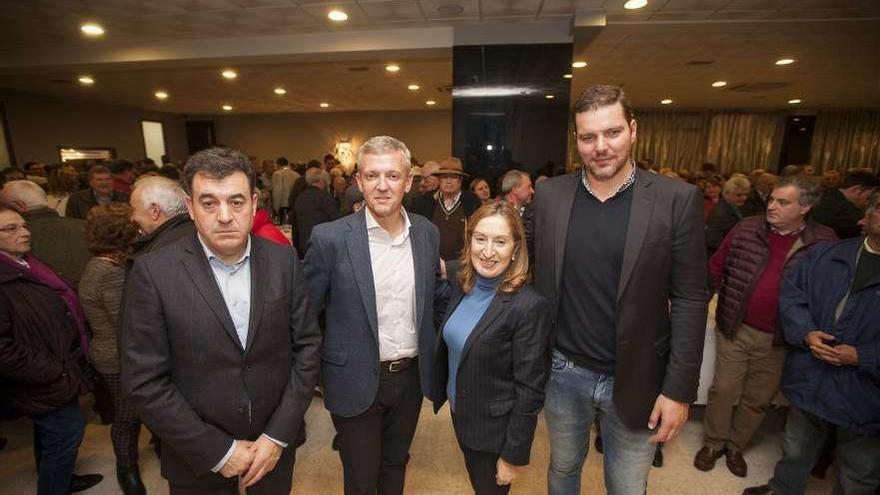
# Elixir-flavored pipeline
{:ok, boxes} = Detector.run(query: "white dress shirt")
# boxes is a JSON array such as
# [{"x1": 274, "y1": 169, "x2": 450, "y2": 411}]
[{"x1": 365, "y1": 207, "x2": 418, "y2": 361}]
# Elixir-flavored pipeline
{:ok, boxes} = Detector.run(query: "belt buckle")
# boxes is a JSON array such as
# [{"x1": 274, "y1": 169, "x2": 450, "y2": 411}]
[{"x1": 387, "y1": 359, "x2": 402, "y2": 373}]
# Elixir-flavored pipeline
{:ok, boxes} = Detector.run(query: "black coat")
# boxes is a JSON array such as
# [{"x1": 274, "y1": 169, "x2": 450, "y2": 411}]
[
  {"x1": 65, "y1": 188, "x2": 129, "y2": 219},
  {"x1": 705, "y1": 198, "x2": 742, "y2": 257},
  {"x1": 293, "y1": 186, "x2": 340, "y2": 254},
  {"x1": 0, "y1": 258, "x2": 90, "y2": 419},
  {"x1": 432, "y1": 285, "x2": 551, "y2": 466},
  {"x1": 811, "y1": 188, "x2": 864, "y2": 239}
]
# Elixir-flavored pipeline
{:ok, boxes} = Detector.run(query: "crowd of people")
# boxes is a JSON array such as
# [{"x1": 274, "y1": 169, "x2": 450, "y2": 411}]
[{"x1": 0, "y1": 83, "x2": 878, "y2": 495}]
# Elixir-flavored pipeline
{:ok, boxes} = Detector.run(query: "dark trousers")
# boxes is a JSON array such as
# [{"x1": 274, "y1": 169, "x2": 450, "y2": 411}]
[
  {"x1": 31, "y1": 401, "x2": 85, "y2": 495},
  {"x1": 459, "y1": 445, "x2": 510, "y2": 495},
  {"x1": 103, "y1": 373, "x2": 141, "y2": 468},
  {"x1": 169, "y1": 447, "x2": 295, "y2": 495},
  {"x1": 331, "y1": 363, "x2": 422, "y2": 495},
  {"x1": 769, "y1": 406, "x2": 880, "y2": 495}
]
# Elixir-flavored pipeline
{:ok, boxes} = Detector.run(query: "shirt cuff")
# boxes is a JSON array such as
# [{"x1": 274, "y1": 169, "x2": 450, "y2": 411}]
[
  {"x1": 262, "y1": 433, "x2": 288, "y2": 449},
  {"x1": 211, "y1": 440, "x2": 236, "y2": 473}
]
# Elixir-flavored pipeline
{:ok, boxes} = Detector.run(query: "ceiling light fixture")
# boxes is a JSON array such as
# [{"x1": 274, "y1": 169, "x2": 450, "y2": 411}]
[
  {"x1": 623, "y1": 0, "x2": 648, "y2": 9},
  {"x1": 222, "y1": 69, "x2": 237, "y2": 79},
  {"x1": 571, "y1": 61, "x2": 587, "y2": 68},
  {"x1": 385, "y1": 64, "x2": 400, "y2": 72},
  {"x1": 563, "y1": 74, "x2": 573, "y2": 79},
  {"x1": 775, "y1": 58, "x2": 795, "y2": 66},
  {"x1": 545, "y1": 94, "x2": 555, "y2": 99},
  {"x1": 274, "y1": 87, "x2": 287, "y2": 95},
  {"x1": 426, "y1": 100, "x2": 436, "y2": 106},
  {"x1": 408, "y1": 84, "x2": 420, "y2": 91},
  {"x1": 154, "y1": 91, "x2": 168, "y2": 100},
  {"x1": 712, "y1": 81, "x2": 727, "y2": 88},
  {"x1": 320, "y1": 102, "x2": 330, "y2": 108},
  {"x1": 788, "y1": 98, "x2": 802, "y2": 104},
  {"x1": 222, "y1": 104, "x2": 233, "y2": 111},
  {"x1": 78, "y1": 75, "x2": 94, "y2": 85},
  {"x1": 80, "y1": 23, "x2": 105, "y2": 37},
  {"x1": 660, "y1": 98, "x2": 673, "y2": 105},
  {"x1": 327, "y1": 9, "x2": 349, "y2": 21}
]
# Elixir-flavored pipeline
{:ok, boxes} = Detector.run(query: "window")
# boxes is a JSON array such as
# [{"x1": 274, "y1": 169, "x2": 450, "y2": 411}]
[{"x1": 141, "y1": 120, "x2": 167, "y2": 164}]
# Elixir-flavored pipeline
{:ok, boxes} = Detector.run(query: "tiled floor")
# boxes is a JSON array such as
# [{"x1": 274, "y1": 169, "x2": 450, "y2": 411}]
[{"x1": 0, "y1": 399, "x2": 835, "y2": 495}]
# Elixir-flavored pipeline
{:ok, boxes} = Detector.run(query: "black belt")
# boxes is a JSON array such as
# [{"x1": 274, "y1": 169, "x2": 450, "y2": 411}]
[{"x1": 380, "y1": 356, "x2": 417, "y2": 373}]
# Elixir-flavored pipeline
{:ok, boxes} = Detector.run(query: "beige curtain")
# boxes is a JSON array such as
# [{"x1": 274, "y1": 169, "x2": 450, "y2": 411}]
[
  {"x1": 811, "y1": 109, "x2": 880, "y2": 172},
  {"x1": 706, "y1": 113, "x2": 786, "y2": 174},
  {"x1": 633, "y1": 111, "x2": 711, "y2": 171}
]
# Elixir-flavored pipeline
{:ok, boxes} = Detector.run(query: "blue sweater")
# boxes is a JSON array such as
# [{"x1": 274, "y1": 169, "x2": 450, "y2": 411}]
[{"x1": 443, "y1": 276, "x2": 498, "y2": 411}]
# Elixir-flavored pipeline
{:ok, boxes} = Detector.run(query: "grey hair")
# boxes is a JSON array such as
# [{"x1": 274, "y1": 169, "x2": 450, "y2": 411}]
[
  {"x1": 132, "y1": 175, "x2": 188, "y2": 216},
  {"x1": 356, "y1": 136, "x2": 412, "y2": 172},
  {"x1": 0, "y1": 180, "x2": 49, "y2": 210},
  {"x1": 723, "y1": 176, "x2": 751, "y2": 195},
  {"x1": 776, "y1": 174, "x2": 822, "y2": 208},
  {"x1": 500, "y1": 170, "x2": 529, "y2": 195},
  {"x1": 305, "y1": 167, "x2": 326, "y2": 187}
]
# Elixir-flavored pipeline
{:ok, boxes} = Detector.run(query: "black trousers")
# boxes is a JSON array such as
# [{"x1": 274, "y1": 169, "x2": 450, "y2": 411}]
[
  {"x1": 331, "y1": 363, "x2": 423, "y2": 495},
  {"x1": 168, "y1": 447, "x2": 295, "y2": 495}
]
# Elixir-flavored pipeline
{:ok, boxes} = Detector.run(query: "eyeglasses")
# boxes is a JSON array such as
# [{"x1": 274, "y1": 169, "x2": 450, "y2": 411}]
[{"x1": 0, "y1": 223, "x2": 28, "y2": 236}]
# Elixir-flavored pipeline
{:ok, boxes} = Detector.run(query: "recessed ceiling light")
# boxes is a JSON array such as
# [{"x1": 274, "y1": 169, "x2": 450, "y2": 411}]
[
  {"x1": 793, "y1": 117, "x2": 801, "y2": 122},
  {"x1": 712, "y1": 81, "x2": 727, "y2": 88},
  {"x1": 385, "y1": 64, "x2": 400, "y2": 72},
  {"x1": 78, "y1": 75, "x2": 94, "y2": 85},
  {"x1": 486, "y1": 144, "x2": 494, "y2": 151},
  {"x1": 154, "y1": 91, "x2": 168, "y2": 100},
  {"x1": 426, "y1": 100, "x2": 437, "y2": 106},
  {"x1": 563, "y1": 74, "x2": 573, "y2": 79},
  {"x1": 545, "y1": 94, "x2": 555, "y2": 99},
  {"x1": 624, "y1": 0, "x2": 648, "y2": 9},
  {"x1": 221, "y1": 69, "x2": 237, "y2": 79},
  {"x1": 328, "y1": 9, "x2": 349, "y2": 22},
  {"x1": 222, "y1": 104, "x2": 233, "y2": 111},
  {"x1": 571, "y1": 61, "x2": 587, "y2": 69},
  {"x1": 775, "y1": 58, "x2": 795, "y2": 66},
  {"x1": 320, "y1": 102, "x2": 330, "y2": 108},
  {"x1": 407, "y1": 84, "x2": 420, "y2": 91},
  {"x1": 660, "y1": 98, "x2": 673, "y2": 105},
  {"x1": 80, "y1": 23, "x2": 105, "y2": 37},
  {"x1": 274, "y1": 87, "x2": 287, "y2": 95},
  {"x1": 788, "y1": 98, "x2": 802, "y2": 104}
]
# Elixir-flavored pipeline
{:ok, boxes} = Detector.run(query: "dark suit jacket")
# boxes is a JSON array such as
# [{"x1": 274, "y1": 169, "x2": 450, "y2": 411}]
[
  {"x1": 431, "y1": 285, "x2": 551, "y2": 466},
  {"x1": 293, "y1": 186, "x2": 340, "y2": 254},
  {"x1": 121, "y1": 234, "x2": 322, "y2": 485},
  {"x1": 303, "y1": 209, "x2": 441, "y2": 417},
  {"x1": 65, "y1": 188, "x2": 129, "y2": 219},
  {"x1": 531, "y1": 169, "x2": 708, "y2": 430},
  {"x1": 23, "y1": 207, "x2": 90, "y2": 287},
  {"x1": 705, "y1": 198, "x2": 742, "y2": 257}
]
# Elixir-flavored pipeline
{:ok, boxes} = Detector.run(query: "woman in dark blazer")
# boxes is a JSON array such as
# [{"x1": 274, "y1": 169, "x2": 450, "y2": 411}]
[{"x1": 433, "y1": 200, "x2": 552, "y2": 494}]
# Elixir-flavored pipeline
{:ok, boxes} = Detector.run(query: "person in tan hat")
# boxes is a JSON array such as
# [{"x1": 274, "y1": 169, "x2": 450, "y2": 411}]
[{"x1": 411, "y1": 157, "x2": 481, "y2": 269}]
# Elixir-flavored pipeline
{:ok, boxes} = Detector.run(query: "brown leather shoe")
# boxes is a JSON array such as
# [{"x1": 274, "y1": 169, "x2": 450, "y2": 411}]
[
  {"x1": 693, "y1": 446, "x2": 724, "y2": 471},
  {"x1": 742, "y1": 485, "x2": 777, "y2": 495},
  {"x1": 725, "y1": 448, "x2": 748, "y2": 478}
]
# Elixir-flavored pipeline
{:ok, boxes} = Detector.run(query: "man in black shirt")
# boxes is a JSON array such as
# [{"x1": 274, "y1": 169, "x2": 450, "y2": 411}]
[
  {"x1": 812, "y1": 170, "x2": 879, "y2": 238},
  {"x1": 532, "y1": 85, "x2": 707, "y2": 495}
]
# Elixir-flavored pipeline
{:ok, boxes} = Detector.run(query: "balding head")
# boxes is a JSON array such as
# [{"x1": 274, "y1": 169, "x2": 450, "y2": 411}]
[{"x1": 0, "y1": 180, "x2": 50, "y2": 212}]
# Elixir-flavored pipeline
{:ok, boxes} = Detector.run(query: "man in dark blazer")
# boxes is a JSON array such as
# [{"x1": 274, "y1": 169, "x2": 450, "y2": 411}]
[
  {"x1": 121, "y1": 147, "x2": 322, "y2": 494},
  {"x1": 304, "y1": 136, "x2": 441, "y2": 495},
  {"x1": 65, "y1": 164, "x2": 129, "y2": 219},
  {"x1": 531, "y1": 85, "x2": 708, "y2": 495}
]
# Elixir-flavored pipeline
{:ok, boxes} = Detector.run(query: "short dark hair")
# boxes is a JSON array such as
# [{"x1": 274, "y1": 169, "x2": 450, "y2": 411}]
[
  {"x1": 183, "y1": 147, "x2": 255, "y2": 194},
  {"x1": 306, "y1": 159, "x2": 322, "y2": 170},
  {"x1": 277, "y1": 157, "x2": 289, "y2": 167},
  {"x1": 109, "y1": 159, "x2": 134, "y2": 175},
  {"x1": 88, "y1": 164, "x2": 112, "y2": 180},
  {"x1": 841, "y1": 171, "x2": 880, "y2": 190},
  {"x1": 573, "y1": 84, "x2": 634, "y2": 123}
]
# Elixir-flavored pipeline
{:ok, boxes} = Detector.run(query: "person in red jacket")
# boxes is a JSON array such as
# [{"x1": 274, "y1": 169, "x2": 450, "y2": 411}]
[{"x1": 251, "y1": 208, "x2": 291, "y2": 247}]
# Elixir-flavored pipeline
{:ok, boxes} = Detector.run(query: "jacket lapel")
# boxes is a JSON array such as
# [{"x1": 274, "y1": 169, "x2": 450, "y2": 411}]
[
  {"x1": 459, "y1": 292, "x2": 510, "y2": 365},
  {"x1": 409, "y1": 213, "x2": 428, "y2": 331},
  {"x1": 346, "y1": 211, "x2": 380, "y2": 346},
  {"x1": 181, "y1": 235, "x2": 243, "y2": 351},
  {"x1": 245, "y1": 237, "x2": 266, "y2": 353},
  {"x1": 617, "y1": 169, "x2": 655, "y2": 302},
  {"x1": 553, "y1": 174, "x2": 580, "y2": 298}
]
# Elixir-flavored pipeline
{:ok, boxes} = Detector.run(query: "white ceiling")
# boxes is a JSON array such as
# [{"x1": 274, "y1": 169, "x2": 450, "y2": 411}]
[{"x1": 0, "y1": 0, "x2": 877, "y2": 112}]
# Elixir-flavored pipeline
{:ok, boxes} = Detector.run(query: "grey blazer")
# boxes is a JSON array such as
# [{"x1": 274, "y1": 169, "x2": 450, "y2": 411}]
[
  {"x1": 304, "y1": 209, "x2": 441, "y2": 417},
  {"x1": 531, "y1": 168, "x2": 708, "y2": 430}
]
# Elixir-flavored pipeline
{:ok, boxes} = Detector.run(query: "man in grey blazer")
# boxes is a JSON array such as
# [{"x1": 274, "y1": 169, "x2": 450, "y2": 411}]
[
  {"x1": 122, "y1": 147, "x2": 322, "y2": 494},
  {"x1": 531, "y1": 85, "x2": 708, "y2": 494},
  {"x1": 304, "y1": 136, "x2": 441, "y2": 495}
]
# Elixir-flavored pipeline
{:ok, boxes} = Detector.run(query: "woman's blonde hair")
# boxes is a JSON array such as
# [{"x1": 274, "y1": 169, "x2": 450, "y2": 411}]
[{"x1": 458, "y1": 200, "x2": 529, "y2": 294}]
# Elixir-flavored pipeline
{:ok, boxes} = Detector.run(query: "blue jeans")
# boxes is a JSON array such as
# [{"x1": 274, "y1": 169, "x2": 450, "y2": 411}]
[
  {"x1": 31, "y1": 401, "x2": 85, "y2": 495},
  {"x1": 769, "y1": 405, "x2": 880, "y2": 495},
  {"x1": 545, "y1": 350, "x2": 655, "y2": 495}
]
